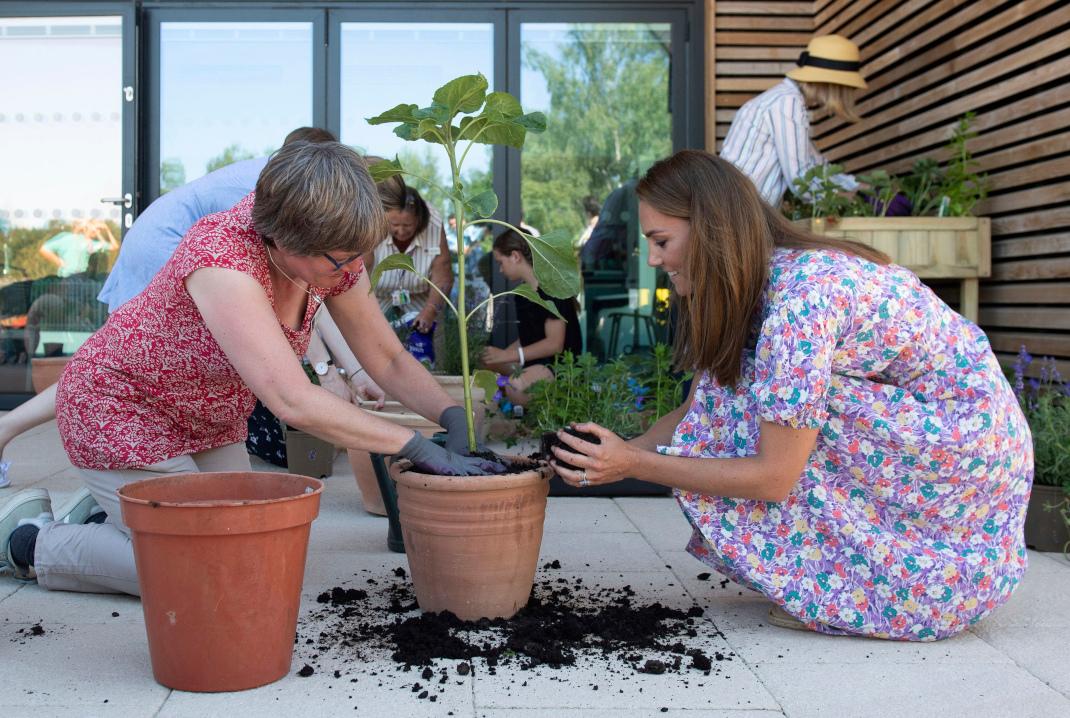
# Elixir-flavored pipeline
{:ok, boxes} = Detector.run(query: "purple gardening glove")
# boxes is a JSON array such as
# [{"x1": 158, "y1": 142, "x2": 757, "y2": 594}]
[{"x1": 397, "y1": 432, "x2": 505, "y2": 476}]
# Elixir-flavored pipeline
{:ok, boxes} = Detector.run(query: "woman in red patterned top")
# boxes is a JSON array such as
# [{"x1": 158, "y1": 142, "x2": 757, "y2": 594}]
[{"x1": 1, "y1": 141, "x2": 499, "y2": 595}]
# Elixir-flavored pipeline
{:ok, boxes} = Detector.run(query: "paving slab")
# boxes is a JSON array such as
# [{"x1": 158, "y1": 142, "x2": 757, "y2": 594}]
[
  {"x1": 753, "y1": 660, "x2": 1070, "y2": 718},
  {"x1": 544, "y1": 496, "x2": 636, "y2": 534},
  {"x1": 478, "y1": 711, "x2": 785, "y2": 718},
  {"x1": 614, "y1": 496, "x2": 692, "y2": 552},
  {"x1": 158, "y1": 660, "x2": 476, "y2": 718},
  {"x1": 0, "y1": 616, "x2": 168, "y2": 715},
  {"x1": 2, "y1": 582, "x2": 142, "y2": 625},
  {"x1": 968, "y1": 625, "x2": 1070, "y2": 699},
  {"x1": 723, "y1": 624, "x2": 1011, "y2": 666},
  {"x1": 539, "y1": 530, "x2": 666, "y2": 573}
]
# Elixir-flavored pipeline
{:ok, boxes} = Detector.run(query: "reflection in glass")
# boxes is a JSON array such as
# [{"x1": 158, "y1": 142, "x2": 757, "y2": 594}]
[
  {"x1": 521, "y1": 23, "x2": 673, "y2": 359},
  {"x1": 159, "y1": 22, "x2": 313, "y2": 190},
  {"x1": 0, "y1": 17, "x2": 122, "y2": 391},
  {"x1": 339, "y1": 22, "x2": 493, "y2": 217}
]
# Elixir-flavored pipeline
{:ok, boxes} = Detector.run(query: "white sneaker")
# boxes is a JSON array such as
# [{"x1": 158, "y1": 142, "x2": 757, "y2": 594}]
[
  {"x1": 0, "y1": 488, "x2": 52, "y2": 579},
  {"x1": 53, "y1": 487, "x2": 104, "y2": 525}
]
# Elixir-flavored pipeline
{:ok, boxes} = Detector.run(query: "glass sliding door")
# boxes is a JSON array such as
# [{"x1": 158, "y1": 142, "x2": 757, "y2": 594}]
[
  {"x1": 335, "y1": 19, "x2": 496, "y2": 220},
  {"x1": 513, "y1": 12, "x2": 686, "y2": 359},
  {"x1": 0, "y1": 7, "x2": 132, "y2": 399},
  {"x1": 147, "y1": 10, "x2": 323, "y2": 199}
]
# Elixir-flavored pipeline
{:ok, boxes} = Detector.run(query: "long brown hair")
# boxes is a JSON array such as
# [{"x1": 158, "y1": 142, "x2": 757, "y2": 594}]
[{"x1": 636, "y1": 149, "x2": 888, "y2": 386}]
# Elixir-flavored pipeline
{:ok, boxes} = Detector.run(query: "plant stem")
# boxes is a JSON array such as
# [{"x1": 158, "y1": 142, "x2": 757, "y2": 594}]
[{"x1": 445, "y1": 139, "x2": 477, "y2": 454}]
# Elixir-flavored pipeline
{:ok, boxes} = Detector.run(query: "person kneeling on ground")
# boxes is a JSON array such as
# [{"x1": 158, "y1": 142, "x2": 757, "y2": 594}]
[
  {"x1": 550, "y1": 149, "x2": 1032, "y2": 641},
  {"x1": 0, "y1": 141, "x2": 501, "y2": 594}
]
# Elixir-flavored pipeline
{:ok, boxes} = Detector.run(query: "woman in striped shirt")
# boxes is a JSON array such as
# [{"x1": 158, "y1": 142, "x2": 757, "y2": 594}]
[
  {"x1": 363, "y1": 185, "x2": 453, "y2": 364},
  {"x1": 720, "y1": 34, "x2": 867, "y2": 207}
]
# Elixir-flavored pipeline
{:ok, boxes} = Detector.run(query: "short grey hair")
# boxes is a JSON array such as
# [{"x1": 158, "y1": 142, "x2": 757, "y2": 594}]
[{"x1": 252, "y1": 141, "x2": 386, "y2": 256}]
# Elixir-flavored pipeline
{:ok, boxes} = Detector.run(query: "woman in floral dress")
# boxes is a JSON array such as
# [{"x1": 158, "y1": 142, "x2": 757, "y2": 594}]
[{"x1": 551, "y1": 150, "x2": 1032, "y2": 640}]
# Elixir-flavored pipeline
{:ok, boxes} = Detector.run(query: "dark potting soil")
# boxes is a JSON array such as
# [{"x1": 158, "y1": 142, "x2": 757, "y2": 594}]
[
  {"x1": 540, "y1": 428, "x2": 600, "y2": 471},
  {"x1": 296, "y1": 561, "x2": 733, "y2": 701},
  {"x1": 400, "y1": 451, "x2": 544, "y2": 477}
]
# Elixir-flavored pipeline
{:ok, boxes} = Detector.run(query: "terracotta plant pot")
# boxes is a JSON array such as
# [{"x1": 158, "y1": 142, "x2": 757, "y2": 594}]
[
  {"x1": 347, "y1": 448, "x2": 386, "y2": 516},
  {"x1": 390, "y1": 458, "x2": 551, "y2": 620},
  {"x1": 118, "y1": 471, "x2": 324, "y2": 692},
  {"x1": 30, "y1": 356, "x2": 71, "y2": 393},
  {"x1": 1024, "y1": 483, "x2": 1070, "y2": 553}
]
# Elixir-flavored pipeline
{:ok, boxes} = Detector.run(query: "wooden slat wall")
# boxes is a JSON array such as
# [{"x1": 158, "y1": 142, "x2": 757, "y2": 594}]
[
  {"x1": 707, "y1": 1, "x2": 813, "y2": 149},
  {"x1": 705, "y1": 1, "x2": 1070, "y2": 375}
]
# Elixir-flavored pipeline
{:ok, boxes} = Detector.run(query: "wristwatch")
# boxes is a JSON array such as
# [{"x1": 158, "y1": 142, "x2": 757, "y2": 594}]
[{"x1": 313, "y1": 359, "x2": 333, "y2": 376}]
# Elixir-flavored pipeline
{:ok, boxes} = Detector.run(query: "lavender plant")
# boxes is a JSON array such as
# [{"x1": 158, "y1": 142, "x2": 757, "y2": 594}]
[{"x1": 1012, "y1": 346, "x2": 1070, "y2": 490}]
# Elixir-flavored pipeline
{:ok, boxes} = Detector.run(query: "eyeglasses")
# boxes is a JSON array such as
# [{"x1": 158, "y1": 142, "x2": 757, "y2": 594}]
[{"x1": 323, "y1": 252, "x2": 362, "y2": 271}]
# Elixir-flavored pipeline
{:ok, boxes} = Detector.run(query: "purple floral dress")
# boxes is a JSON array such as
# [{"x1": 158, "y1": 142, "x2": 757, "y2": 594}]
[{"x1": 665, "y1": 249, "x2": 1032, "y2": 640}]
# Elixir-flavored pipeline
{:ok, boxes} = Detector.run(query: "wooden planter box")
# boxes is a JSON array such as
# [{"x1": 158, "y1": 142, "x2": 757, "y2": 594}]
[
  {"x1": 1024, "y1": 483, "x2": 1070, "y2": 553},
  {"x1": 796, "y1": 217, "x2": 991, "y2": 323}
]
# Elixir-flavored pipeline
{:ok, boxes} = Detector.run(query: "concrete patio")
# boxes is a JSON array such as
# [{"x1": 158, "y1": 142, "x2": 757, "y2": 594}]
[{"x1": 2, "y1": 418, "x2": 1069, "y2": 718}]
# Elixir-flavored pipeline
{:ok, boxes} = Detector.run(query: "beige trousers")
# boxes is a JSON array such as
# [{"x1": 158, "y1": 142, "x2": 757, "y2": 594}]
[{"x1": 35, "y1": 443, "x2": 250, "y2": 596}]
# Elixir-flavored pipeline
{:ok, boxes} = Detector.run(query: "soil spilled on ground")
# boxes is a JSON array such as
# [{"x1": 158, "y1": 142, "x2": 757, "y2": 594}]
[{"x1": 295, "y1": 561, "x2": 735, "y2": 704}]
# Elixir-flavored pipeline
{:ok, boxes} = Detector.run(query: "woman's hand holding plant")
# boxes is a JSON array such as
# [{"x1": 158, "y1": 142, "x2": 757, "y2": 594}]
[{"x1": 550, "y1": 422, "x2": 637, "y2": 488}]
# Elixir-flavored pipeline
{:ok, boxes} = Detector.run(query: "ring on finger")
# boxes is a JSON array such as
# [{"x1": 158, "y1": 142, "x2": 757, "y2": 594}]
[{"x1": 579, "y1": 469, "x2": 590, "y2": 488}]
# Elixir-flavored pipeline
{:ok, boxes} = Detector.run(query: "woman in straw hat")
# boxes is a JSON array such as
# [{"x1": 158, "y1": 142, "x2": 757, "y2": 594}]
[{"x1": 720, "y1": 34, "x2": 867, "y2": 206}]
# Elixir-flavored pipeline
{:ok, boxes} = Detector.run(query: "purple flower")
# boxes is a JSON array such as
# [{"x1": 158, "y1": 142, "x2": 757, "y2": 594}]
[{"x1": 866, "y1": 192, "x2": 912, "y2": 217}]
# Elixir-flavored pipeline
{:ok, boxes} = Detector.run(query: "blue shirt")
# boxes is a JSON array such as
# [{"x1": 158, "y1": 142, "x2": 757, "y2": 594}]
[{"x1": 97, "y1": 157, "x2": 268, "y2": 312}]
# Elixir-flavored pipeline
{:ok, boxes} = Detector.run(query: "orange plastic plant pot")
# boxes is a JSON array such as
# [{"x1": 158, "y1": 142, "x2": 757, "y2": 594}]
[{"x1": 119, "y1": 471, "x2": 323, "y2": 692}]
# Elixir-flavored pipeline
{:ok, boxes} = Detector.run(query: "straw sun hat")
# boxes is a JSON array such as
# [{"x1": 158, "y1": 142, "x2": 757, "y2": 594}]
[{"x1": 786, "y1": 34, "x2": 867, "y2": 89}]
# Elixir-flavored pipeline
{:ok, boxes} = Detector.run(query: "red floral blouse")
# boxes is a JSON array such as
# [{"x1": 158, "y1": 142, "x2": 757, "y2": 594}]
[{"x1": 56, "y1": 193, "x2": 362, "y2": 470}]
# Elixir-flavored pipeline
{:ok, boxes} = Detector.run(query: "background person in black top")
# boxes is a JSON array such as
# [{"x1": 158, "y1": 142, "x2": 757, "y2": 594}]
[{"x1": 481, "y1": 230, "x2": 582, "y2": 406}]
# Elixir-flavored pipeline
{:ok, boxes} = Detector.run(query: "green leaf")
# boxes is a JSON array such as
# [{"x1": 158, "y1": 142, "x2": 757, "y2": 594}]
[
  {"x1": 432, "y1": 74, "x2": 488, "y2": 117},
  {"x1": 471, "y1": 369, "x2": 499, "y2": 405},
  {"x1": 393, "y1": 123, "x2": 420, "y2": 141},
  {"x1": 483, "y1": 92, "x2": 522, "y2": 119},
  {"x1": 474, "y1": 121, "x2": 526, "y2": 149},
  {"x1": 525, "y1": 228, "x2": 581, "y2": 299},
  {"x1": 366, "y1": 103, "x2": 420, "y2": 126},
  {"x1": 511, "y1": 283, "x2": 565, "y2": 321},
  {"x1": 515, "y1": 112, "x2": 547, "y2": 132},
  {"x1": 413, "y1": 103, "x2": 450, "y2": 123},
  {"x1": 369, "y1": 253, "x2": 417, "y2": 294},
  {"x1": 367, "y1": 156, "x2": 403, "y2": 184},
  {"x1": 463, "y1": 189, "x2": 498, "y2": 218}
]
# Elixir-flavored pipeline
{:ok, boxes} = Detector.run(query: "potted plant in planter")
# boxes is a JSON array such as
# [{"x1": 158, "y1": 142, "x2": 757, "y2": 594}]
[
  {"x1": 788, "y1": 113, "x2": 991, "y2": 324},
  {"x1": 1013, "y1": 347, "x2": 1070, "y2": 555},
  {"x1": 367, "y1": 73, "x2": 581, "y2": 619},
  {"x1": 526, "y1": 344, "x2": 689, "y2": 496}
]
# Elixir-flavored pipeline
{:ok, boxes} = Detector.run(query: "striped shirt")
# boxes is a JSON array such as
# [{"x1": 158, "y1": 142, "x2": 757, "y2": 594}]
[
  {"x1": 371, "y1": 206, "x2": 444, "y2": 316},
  {"x1": 720, "y1": 78, "x2": 856, "y2": 205}
]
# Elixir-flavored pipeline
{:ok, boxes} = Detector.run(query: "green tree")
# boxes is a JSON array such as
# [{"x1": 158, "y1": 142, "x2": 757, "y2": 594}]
[
  {"x1": 159, "y1": 158, "x2": 186, "y2": 195},
  {"x1": 397, "y1": 145, "x2": 445, "y2": 208},
  {"x1": 205, "y1": 144, "x2": 257, "y2": 174},
  {"x1": 521, "y1": 25, "x2": 672, "y2": 238}
]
